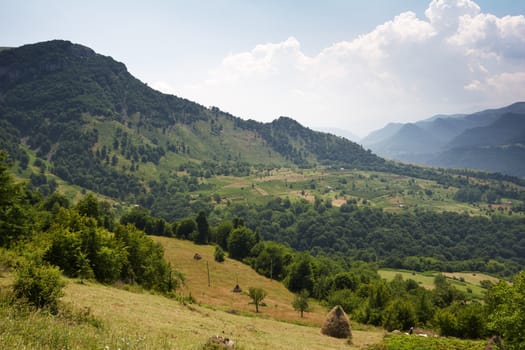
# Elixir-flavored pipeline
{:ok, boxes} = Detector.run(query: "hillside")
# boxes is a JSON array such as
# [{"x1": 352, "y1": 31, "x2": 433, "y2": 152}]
[
  {"x1": 0, "y1": 271, "x2": 384, "y2": 350},
  {"x1": 0, "y1": 40, "x2": 382, "y2": 202},
  {"x1": 153, "y1": 236, "x2": 327, "y2": 325},
  {"x1": 2, "y1": 40, "x2": 525, "y2": 274},
  {"x1": 362, "y1": 103, "x2": 525, "y2": 177},
  {"x1": 0, "y1": 235, "x2": 387, "y2": 349}
]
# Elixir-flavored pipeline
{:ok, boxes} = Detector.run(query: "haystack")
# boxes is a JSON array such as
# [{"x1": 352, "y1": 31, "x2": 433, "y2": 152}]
[
  {"x1": 232, "y1": 284, "x2": 242, "y2": 293},
  {"x1": 321, "y1": 305, "x2": 352, "y2": 339}
]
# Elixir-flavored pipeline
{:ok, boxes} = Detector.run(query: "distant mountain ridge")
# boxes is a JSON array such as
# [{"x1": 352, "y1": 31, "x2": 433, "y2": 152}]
[{"x1": 361, "y1": 103, "x2": 525, "y2": 177}]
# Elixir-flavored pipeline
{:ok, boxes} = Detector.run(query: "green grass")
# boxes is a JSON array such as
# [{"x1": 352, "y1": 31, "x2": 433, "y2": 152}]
[
  {"x1": 209, "y1": 168, "x2": 523, "y2": 216},
  {"x1": 375, "y1": 334, "x2": 486, "y2": 350},
  {"x1": 379, "y1": 269, "x2": 437, "y2": 290},
  {"x1": 378, "y1": 269, "x2": 501, "y2": 299}
]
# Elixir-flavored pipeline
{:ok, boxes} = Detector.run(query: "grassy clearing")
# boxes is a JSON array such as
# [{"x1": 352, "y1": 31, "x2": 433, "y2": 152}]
[
  {"x1": 378, "y1": 269, "x2": 501, "y2": 299},
  {"x1": 378, "y1": 269, "x2": 437, "y2": 290},
  {"x1": 154, "y1": 236, "x2": 327, "y2": 326}
]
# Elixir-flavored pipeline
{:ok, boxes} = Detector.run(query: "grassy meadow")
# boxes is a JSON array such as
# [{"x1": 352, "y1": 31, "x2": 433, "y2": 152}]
[{"x1": 378, "y1": 269, "x2": 501, "y2": 299}]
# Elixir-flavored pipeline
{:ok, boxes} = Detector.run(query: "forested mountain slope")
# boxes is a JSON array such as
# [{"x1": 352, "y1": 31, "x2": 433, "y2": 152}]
[
  {"x1": 0, "y1": 40, "x2": 385, "y2": 200},
  {"x1": 2, "y1": 40, "x2": 525, "y2": 275}
]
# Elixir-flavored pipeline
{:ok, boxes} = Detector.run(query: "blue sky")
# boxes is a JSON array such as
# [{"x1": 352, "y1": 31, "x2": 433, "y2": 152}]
[{"x1": 2, "y1": 0, "x2": 525, "y2": 137}]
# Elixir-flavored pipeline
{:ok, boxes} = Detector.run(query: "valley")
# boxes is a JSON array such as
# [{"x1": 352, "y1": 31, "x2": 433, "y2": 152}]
[{"x1": 1, "y1": 40, "x2": 525, "y2": 349}]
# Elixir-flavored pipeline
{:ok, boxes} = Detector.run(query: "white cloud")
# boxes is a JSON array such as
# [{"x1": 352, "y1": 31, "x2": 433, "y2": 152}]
[
  {"x1": 425, "y1": 0, "x2": 480, "y2": 32},
  {"x1": 177, "y1": 0, "x2": 525, "y2": 137}
]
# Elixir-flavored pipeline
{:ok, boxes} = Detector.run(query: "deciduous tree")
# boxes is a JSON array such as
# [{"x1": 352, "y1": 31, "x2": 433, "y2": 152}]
[{"x1": 248, "y1": 287, "x2": 267, "y2": 313}]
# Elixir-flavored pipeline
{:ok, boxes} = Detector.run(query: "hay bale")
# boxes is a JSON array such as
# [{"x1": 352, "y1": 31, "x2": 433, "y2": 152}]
[
  {"x1": 321, "y1": 305, "x2": 352, "y2": 339},
  {"x1": 204, "y1": 335, "x2": 235, "y2": 349}
]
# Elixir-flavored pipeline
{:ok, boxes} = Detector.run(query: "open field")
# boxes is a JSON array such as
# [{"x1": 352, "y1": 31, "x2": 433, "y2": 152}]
[
  {"x1": 201, "y1": 168, "x2": 524, "y2": 217},
  {"x1": 378, "y1": 269, "x2": 502, "y2": 299},
  {"x1": 154, "y1": 236, "x2": 327, "y2": 326},
  {"x1": 1, "y1": 277, "x2": 384, "y2": 349},
  {"x1": 62, "y1": 281, "x2": 386, "y2": 349}
]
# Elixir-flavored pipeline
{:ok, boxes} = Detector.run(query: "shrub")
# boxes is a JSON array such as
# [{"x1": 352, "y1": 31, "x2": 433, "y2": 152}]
[
  {"x1": 214, "y1": 246, "x2": 225, "y2": 262},
  {"x1": 382, "y1": 298, "x2": 417, "y2": 331},
  {"x1": 13, "y1": 262, "x2": 65, "y2": 314}
]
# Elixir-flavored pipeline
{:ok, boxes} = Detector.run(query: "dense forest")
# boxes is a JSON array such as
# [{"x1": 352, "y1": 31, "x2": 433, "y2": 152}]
[{"x1": 215, "y1": 198, "x2": 525, "y2": 276}]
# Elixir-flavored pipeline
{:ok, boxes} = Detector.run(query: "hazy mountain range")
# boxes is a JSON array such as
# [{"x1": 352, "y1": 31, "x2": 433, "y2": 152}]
[{"x1": 361, "y1": 103, "x2": 525, "y2": 177}]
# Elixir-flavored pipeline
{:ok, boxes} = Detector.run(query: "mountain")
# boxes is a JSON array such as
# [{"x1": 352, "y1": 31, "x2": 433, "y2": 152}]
[
  {"x1": 362, "y1": 123, "x2": 445, "y2": 162},
  {"x1": 433, "y1": 113, "x2": 525, "y2": 175},
  {"x1": 360, "y1": 122, "x2": 403, "y2": 146},
  {"x1": 314, "y1": 126, "x2": 361, "y2": 143},
  {"x1": 362, "y1": 103, "x2": 525, "y2": 177},
  {"x1": 0, "y1": 40, "x2": 383, "y2": 200},
  {"x1": 447, "y1": 113, "x2": 525, "y2": 149}
]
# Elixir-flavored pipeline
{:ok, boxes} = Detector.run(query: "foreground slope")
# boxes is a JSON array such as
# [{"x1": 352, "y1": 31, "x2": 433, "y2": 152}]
[
  {"x1": 0, "y1": 237, "x2": 385, "y2": 349},
  {"x1": 62, "y1": 282, "x2": 385, "y2": 349},
  {"x1": 0, "y1": 275, "x2": 384, "y2": 349}
]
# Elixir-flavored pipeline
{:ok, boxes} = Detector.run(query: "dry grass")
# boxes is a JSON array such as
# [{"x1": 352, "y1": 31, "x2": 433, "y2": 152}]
[
  {"x1": 0, "y1": 237, "x2": 386, "y2": 349},
  {"x1": 154, "y1": 236, "x2": 327, "y2": 326},
  {"x1": 64, "y1": 280, "x2": 384, "y2": 349}
]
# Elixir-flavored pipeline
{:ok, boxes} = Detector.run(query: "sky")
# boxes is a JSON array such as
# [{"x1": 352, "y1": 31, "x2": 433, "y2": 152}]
[{"x1": 2, "y1": 0, "x2": 525, "y2": 137}]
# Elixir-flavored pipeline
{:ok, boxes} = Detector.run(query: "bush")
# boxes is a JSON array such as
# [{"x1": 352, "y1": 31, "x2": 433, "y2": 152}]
[
  {"x1": 214, "y1": 246, "x2": 225, "y2": 262},
  {"x1": 13, "y1": 262, "x2": 65, "y2": 314},
  {"x1": 382, "y1": 298, "x2": 417, "y2": 331}
]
